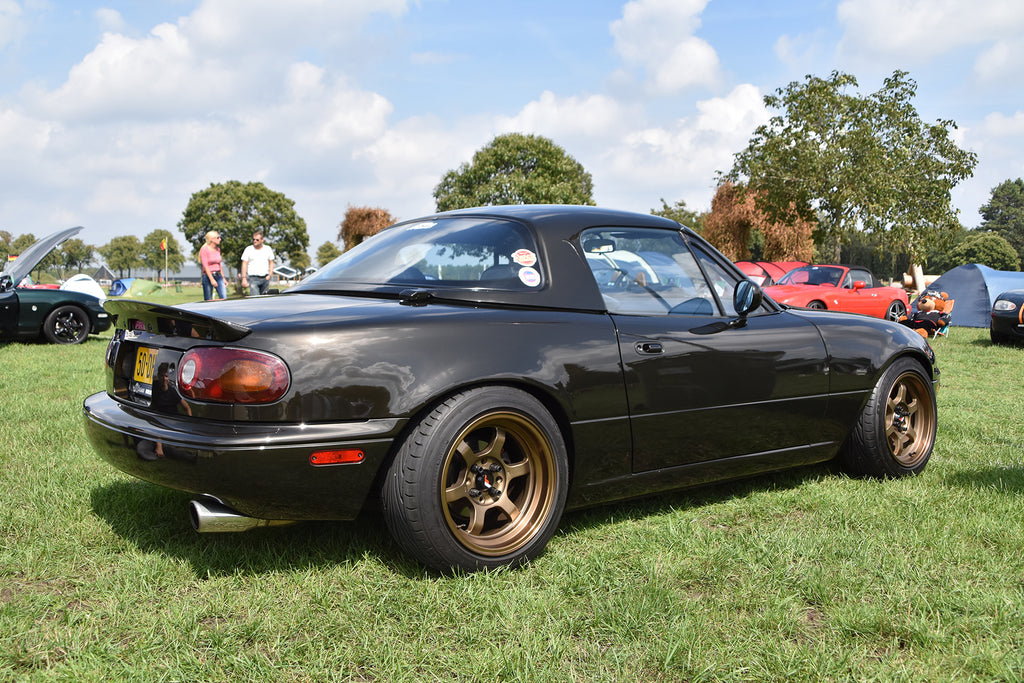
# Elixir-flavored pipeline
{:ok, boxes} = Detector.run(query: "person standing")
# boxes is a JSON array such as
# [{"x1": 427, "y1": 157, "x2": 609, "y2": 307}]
[
  {"x1": 199, "y1": 231, "x2": 227, "y2": 301},
  {"x1": 240, "y1": 230, "x2": 275, "y2": 295}
]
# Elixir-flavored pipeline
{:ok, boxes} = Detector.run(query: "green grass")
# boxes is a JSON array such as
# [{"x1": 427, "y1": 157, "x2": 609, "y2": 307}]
[{"x1": 2, "y1": 325, "x2": 1023, "y2": 681}]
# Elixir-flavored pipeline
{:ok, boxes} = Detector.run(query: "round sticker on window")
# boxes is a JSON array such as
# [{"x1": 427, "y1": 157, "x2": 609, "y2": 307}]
[
  {"x1": 511, "y1": 249, "x2": 537, "y2": 267},
  {"x1": 518, "y1": 267, "x2": 541, "y2": 287}
]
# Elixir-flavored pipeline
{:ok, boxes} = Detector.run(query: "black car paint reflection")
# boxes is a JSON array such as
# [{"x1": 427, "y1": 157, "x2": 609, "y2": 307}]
[{"x1": 83, "y1": 204, "x2": 939, "y2": 572}]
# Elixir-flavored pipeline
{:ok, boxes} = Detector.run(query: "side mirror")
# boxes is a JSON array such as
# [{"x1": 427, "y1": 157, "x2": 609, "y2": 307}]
[
  {"x1": 733, "y1": 279, "x2": 763, "y2": 316},
  {"x1": 852, "y1": 280, "x2": 866, "y2": 290}
]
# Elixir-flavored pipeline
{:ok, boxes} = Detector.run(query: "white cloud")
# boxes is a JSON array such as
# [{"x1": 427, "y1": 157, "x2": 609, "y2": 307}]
[
  {"x1": 837, "y1": 0, "x2": 1024, "y2": 63},
  {"x1": 94, "y1": 7, "x2": 126, "y2": 34},
  {"x1": 610, "y1": 0, "x2": 718, "y2": 94},
  {"x1": 0, "y1": 0, "x2": 23, "y2": 49}
]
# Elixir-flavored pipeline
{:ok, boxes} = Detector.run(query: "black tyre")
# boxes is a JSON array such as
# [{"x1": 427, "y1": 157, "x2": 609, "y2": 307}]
[
  {"x1": 382, "y1": 386, "x2": 568, "y2": 572},
  {"x1": 990, "y1": 328, "x2": 1012, "y2": 346},
  {"x1": 885, "y1": 300, "x2": 907, "y2": 322},
  {"x1": 840, "y1": 357, "x2": 936, "y2": 478},
  {"x1": 806, "y1": 300, "x2": 827, "y2": 310},
  {"x1": 42, "y1": 305, "x2": 90, "y2": 344}
]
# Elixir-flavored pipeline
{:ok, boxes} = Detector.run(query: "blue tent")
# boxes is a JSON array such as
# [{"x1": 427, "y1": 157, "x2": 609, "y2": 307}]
[
  {"x1": 927, "y1": 264, "x2": 1024, "y2": 327},
  {"x1": 109, "y1": 278, "x2": 134, "y2": 296}
]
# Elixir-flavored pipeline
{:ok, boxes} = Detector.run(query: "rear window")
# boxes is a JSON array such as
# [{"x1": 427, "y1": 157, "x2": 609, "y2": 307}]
[{"x1": 300, "y1": 217, "x2": 543, "y2": 290}]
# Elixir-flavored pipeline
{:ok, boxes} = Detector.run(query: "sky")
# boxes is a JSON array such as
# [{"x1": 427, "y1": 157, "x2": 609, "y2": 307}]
[{"x1": 2, "y1": 0, "x2": 1023, "y2": 262}]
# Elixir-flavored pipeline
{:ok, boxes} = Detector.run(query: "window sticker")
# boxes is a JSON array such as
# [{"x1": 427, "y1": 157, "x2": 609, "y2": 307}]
[
  {"x1": 512, "y1": 249, "x2": 538, "y2": 267},
  {"x1": 518, "y1": 267, "x2": 541, "y2": 287}
]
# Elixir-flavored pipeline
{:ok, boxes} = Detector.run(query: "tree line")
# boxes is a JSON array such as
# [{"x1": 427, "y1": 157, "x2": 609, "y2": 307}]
[{"x1": 5, "y1": 69, "x2": 1023, "y2": 285}]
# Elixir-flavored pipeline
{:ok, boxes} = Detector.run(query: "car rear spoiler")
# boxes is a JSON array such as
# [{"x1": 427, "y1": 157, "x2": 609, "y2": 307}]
[{"x1": 103, "y1": 299, "x2": 251, "y2": 343}]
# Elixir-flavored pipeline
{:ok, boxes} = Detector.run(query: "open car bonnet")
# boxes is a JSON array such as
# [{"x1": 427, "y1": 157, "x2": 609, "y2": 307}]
[{"x1": 1, "y1": 226, "x2": 82, "y2": 287}]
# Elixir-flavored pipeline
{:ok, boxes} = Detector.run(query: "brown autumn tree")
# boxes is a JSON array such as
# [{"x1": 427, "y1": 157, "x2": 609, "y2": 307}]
[
  {"x1": 338, "y1": 206, "x2": 397, "y2": 252},
  {"x1": 702, "y1": 182, "x2": 814, "y2": 262}
]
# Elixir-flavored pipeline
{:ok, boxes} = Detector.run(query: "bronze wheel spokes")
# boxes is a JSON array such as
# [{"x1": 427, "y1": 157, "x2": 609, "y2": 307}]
[
  {"x1": 885, "y1": 372, "x2": 935, "y2": 468},
  {"x1": 441, "y1": 411, "x2": 557, "y2": 557}
]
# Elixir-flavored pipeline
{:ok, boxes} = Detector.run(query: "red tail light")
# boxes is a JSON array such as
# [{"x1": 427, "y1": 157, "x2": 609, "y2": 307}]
[{"x1": 178, "y1": 347, "x2": 289, "y2": 404}]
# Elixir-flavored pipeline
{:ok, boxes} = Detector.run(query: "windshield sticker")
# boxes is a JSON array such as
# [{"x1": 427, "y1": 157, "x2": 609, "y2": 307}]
[
  {"x1": 511, "y1": 249, "x2": 537, "y2": 267},
  {"x1": 404, "y1": 221, "x2": 437, "y2": 231},
  {"x1": 518, "y1": 267, "x2": 541, "y2": 287}
]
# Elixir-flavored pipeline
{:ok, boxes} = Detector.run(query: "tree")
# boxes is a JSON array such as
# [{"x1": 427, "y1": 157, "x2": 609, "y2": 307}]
[
  {"x1": 178, "y1": 181, "x2": 309, "y2": 276},
  {"x1": 59, "y1": 238, "x2": 94, "y2": 275},
  {"x1": 288, "y1": 249, "x2": 311, "y2": 272},
  {"x1": 140, "y1": 230, "x2": 186, "y2": 282},
  {"x1": 317, "y1": 241, "x2": 342, "y2": 267},
  {"x1": 726, "y1": 70, "x2": 977, "y2": 262},
  {"x1": 338, "y1": 206, "x2": 396, "y2": 251},
  {"x1": 651, "y1": 198, "x2": 703, "y2": 232},
  {"x1": 99, "y1": 236, "x2": 143, "y2": 278},
  {"x1": 433, "y1": 133, "x2": 594, "y2": 211},
  {"x1": 946, "y1": 232, "x2": 1020, "y2": 271},
  {"x1": 979, "y1": 178, "x2": 1024, "y2": 259},
  {"x1": 702, "y1": 182, "x2": 814, "y2": 262},
  {"x1": 0, "y1": 230, "x2": 11, "y2": 262}
]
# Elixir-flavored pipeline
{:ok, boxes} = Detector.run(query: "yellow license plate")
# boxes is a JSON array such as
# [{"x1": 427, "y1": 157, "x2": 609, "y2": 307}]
[{"x1": 133, "y1": 347, "x2": 158, "y2": 384}]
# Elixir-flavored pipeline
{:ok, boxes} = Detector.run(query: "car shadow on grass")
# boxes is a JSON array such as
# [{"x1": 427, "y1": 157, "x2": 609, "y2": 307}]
[
  {"x1": 89, "y1": 480, "x2": 421, "y2": 577},
  {"x1": 91, "y1": 462, "x2": 842, "y2": 579}
]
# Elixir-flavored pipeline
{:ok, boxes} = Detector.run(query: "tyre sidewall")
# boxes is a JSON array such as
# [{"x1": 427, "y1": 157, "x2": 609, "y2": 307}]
[
  {"x1": 384, "y1": 386, "x2": 568, "y2": 572},
  {"x1": 43, "y1": 305, "x2": 89, "y2": 344}
]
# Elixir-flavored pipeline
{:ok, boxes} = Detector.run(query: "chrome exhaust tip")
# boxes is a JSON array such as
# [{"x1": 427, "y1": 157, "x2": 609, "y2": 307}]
[{"x1": 188, "y1": 498, "x2": 295, "y2": 533}]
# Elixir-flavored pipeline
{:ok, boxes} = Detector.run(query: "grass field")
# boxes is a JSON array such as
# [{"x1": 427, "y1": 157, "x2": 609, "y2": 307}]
[{"x1": 1, "y1": 313, "x2": 1023, "y2": 681}]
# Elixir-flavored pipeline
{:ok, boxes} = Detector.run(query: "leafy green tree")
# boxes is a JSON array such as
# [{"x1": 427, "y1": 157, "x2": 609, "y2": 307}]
[
  {"x1": 979, "y1": 178, "x2": 1024, "y2": 259},
  {"x1": 139, "y1": 230, "x2": 186, "y2": 282},
  {"x1": 59, "y1": 238, "x2": 94, "y2": 275},
  {"x1": 946, "y1": 232, "x2": 1020, "y2": 271},
  {"x1": 10, "y1": 233, "x2": 57, "y2": 281},
  {"x1": 317, "y1": 241, "x2": 342, "y2": 267},
  {"x1": 178, "y1": 181, "x2": 309, "y2": 275},
  {"x1": 726, "y1": 70, "x2": 977, "y2": 262},
  {"x1": 651, "y1": 198, "x2": 703, "y2": 232},
  {"x1": 0, "y1": 230, "x2": 11, "y2": 262},
  {"x1": 99, "y1": 235, "x2": 143, "y2": 278},
  {"x1": 434, "y1": 133, "x2": 594, "y2": 211},
  {"x1": 288, "y1": 249, "x2": 311, "y2": 272}
]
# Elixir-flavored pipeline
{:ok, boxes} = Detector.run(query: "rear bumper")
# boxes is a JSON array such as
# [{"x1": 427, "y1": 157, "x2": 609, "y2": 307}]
[{"x1": 82, "y1": 392, "x2": 404, "y2": 520}]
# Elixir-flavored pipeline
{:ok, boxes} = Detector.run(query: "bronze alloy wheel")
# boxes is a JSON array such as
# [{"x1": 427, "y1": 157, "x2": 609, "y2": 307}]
[
  {"x1": 440, "y1": 410, "x2": 559, "y2": 557},
  {"x1": 885, "y1": 370, "x2": 936, "y2": 468}
]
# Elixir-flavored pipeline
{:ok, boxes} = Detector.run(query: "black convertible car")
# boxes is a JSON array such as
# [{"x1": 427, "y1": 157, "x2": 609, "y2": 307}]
[
  {"x1": 83, "y1": 205, "x2": 939, "y2": 572},
  {"x1": 1, "y1": 227, "x2": 111, "y2": 344}
]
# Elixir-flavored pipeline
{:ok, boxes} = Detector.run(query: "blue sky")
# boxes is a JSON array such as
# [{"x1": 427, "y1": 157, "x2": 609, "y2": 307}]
[{"x1": 2, "y1": 0, "x2": 1023, "y2": 259}]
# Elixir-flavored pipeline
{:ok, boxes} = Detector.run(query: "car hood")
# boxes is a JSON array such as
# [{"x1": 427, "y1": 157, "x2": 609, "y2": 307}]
[{"x1": 1, "y1": 226, "x2": 82, "y2": 285}]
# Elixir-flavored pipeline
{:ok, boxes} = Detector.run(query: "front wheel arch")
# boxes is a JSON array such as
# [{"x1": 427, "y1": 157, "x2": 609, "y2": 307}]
[{"x1": 839, "y1": 356, "x2": 937, "y2": 478}]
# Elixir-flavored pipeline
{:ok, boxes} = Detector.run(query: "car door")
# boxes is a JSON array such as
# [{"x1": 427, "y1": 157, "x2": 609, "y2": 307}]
[
  {"x1": 582, "y1": 227, "x2": 831, "y2": 472},
  {"x1": 832, "y1": 267, "x2": 879, "y2": 316}
]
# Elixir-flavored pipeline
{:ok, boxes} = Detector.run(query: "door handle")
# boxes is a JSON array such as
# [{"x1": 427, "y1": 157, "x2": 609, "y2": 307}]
[{"x1": 635, "y1": 341, "x2": 663, "y2": 354}]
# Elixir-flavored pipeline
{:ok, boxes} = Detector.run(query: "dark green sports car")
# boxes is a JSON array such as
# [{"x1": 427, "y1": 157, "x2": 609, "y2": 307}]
[{"x1": 1, "y1": 227, "x2": 111, "y2": 344}]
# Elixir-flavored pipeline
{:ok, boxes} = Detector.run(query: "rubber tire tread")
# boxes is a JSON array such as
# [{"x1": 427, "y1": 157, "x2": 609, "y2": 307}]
[
  {"x1": 42, "y1": 305, "x2": 89, "y2": 344},
  {"x1": 381, "y1": 386, "x2": 568, "y2": 573},
  {"x1": 839, "y1": 357, "x2": 935, "y2": 478}
]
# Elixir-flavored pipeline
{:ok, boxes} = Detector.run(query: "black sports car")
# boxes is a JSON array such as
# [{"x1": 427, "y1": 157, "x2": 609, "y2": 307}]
[
  {"x1": 990, "y1": 289, "x2": 1024, "y2": 345},
  {"x1": 1, "y1": 227, "x2": 111, "y2": 344},
  {"x1": 83, "y1": 205, "x2": 939, "y2": 572}
]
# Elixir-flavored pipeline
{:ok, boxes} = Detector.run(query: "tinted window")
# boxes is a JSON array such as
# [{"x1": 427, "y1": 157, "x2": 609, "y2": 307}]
[{"x1": 301, "y1": 217, "x2": 543, "y2": 290}]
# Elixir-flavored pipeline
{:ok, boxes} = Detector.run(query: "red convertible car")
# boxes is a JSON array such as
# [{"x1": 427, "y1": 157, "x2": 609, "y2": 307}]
[{"x1": 763, "y1": 264, "x2": 909, "y2": 321}]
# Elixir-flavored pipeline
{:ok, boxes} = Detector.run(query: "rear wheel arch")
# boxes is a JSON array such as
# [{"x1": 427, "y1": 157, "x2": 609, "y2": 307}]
[{"x1": 380, "y1": 383, "x2": 571, "y2": 572}]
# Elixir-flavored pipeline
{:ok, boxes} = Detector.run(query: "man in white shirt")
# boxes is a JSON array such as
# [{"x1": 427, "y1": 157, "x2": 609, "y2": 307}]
[{"x1": 240, "y1": 230, "x2": 275, "y2": 295}]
